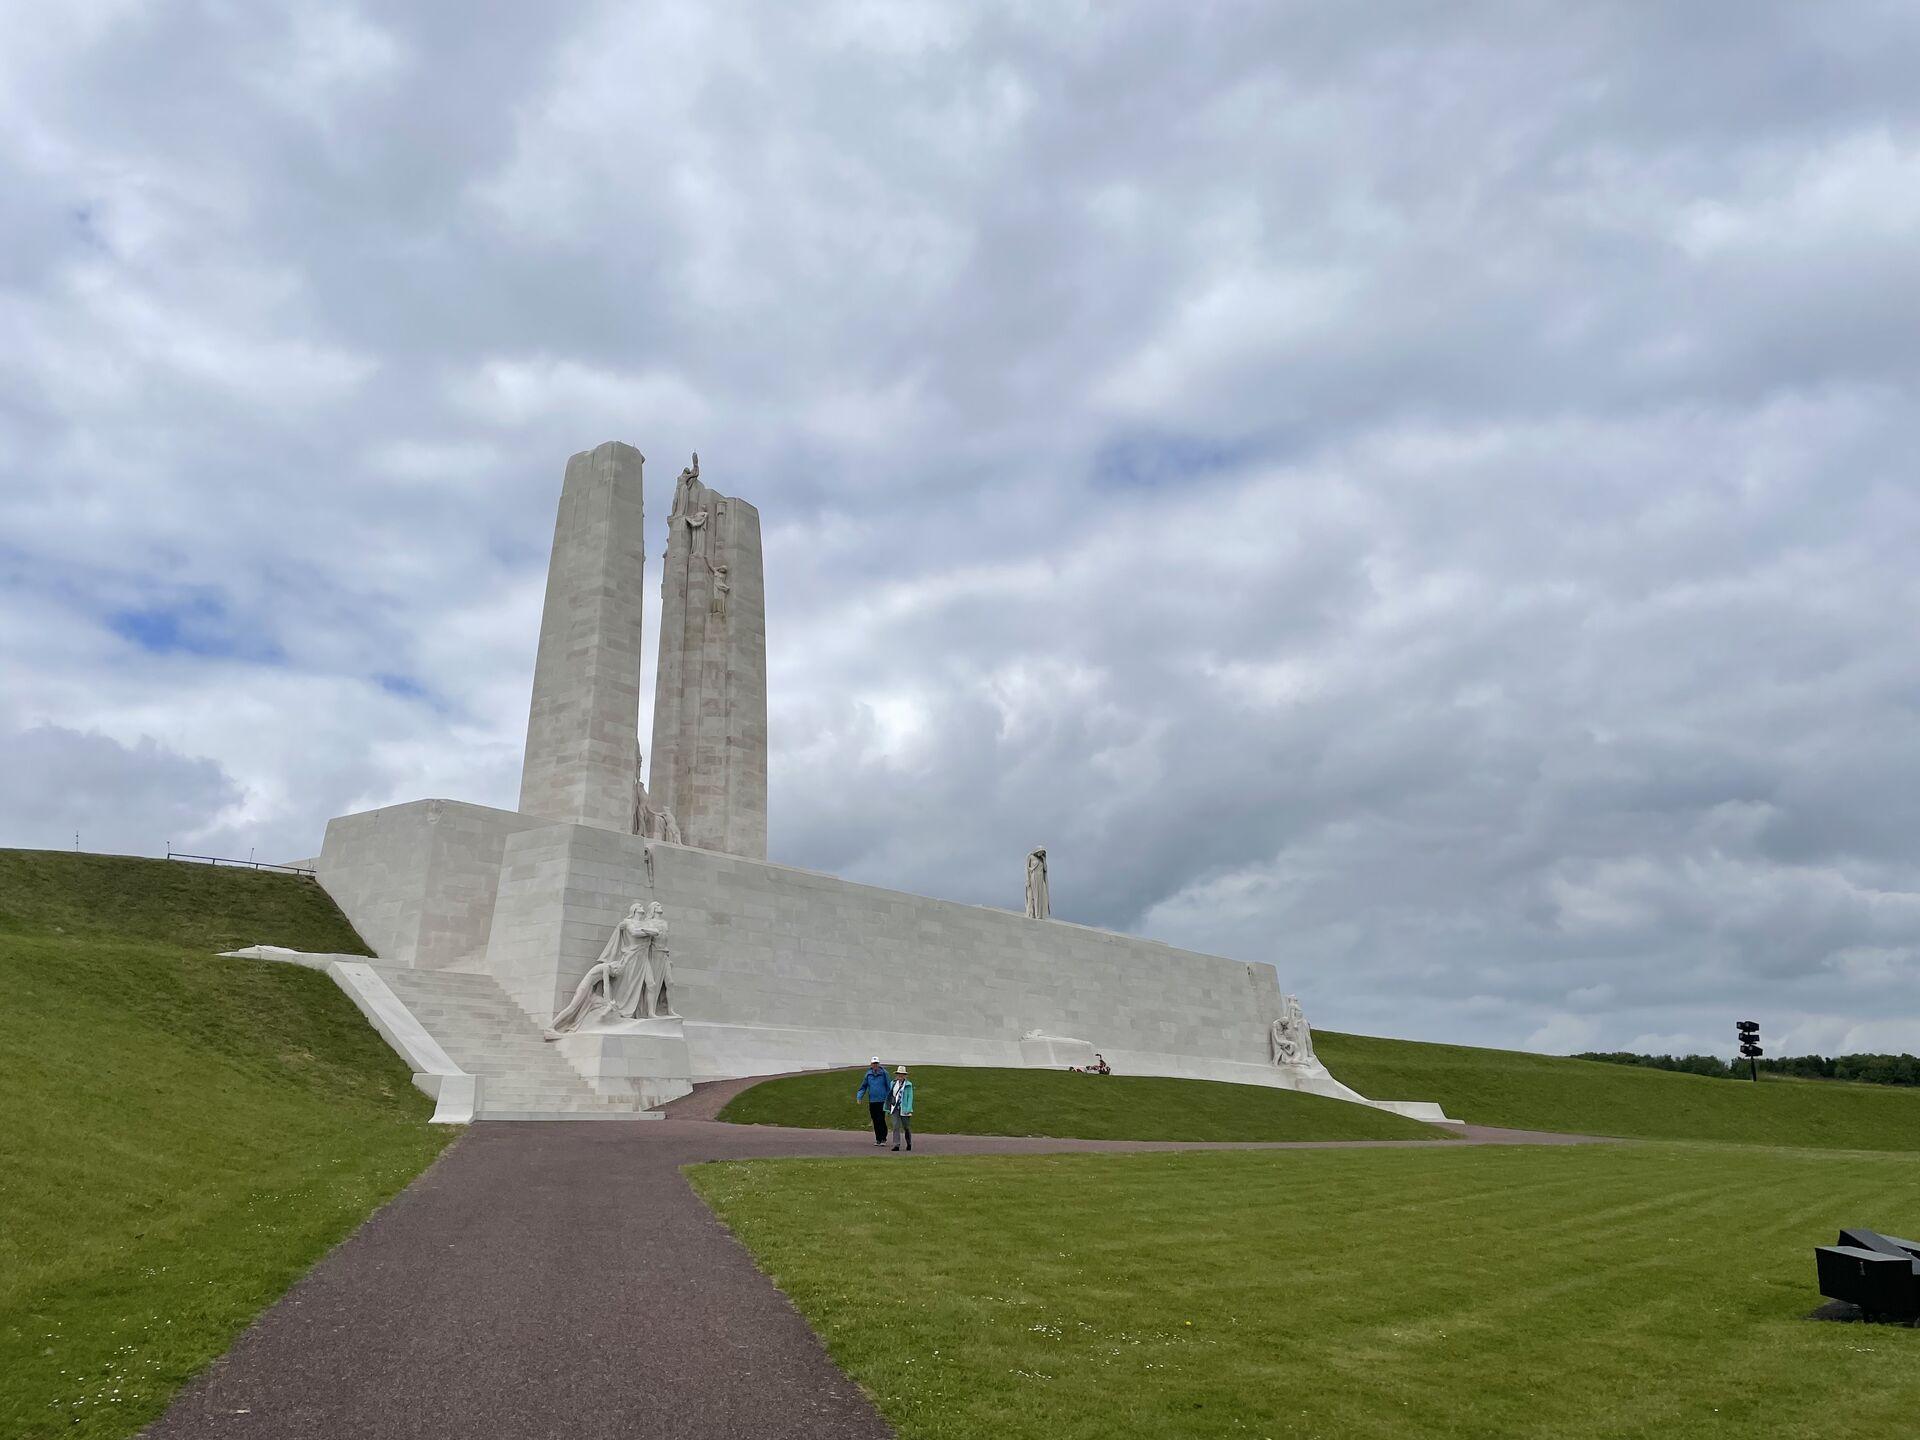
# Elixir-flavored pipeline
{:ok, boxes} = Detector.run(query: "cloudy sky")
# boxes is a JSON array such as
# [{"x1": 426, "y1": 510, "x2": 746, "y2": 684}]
[{"x1": 4, "y1": 2, "x2": 1917, "y2": 1058}]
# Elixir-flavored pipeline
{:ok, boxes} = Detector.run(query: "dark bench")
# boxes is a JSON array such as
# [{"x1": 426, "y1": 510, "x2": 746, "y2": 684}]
[{"x1": 1815, "y1": 1229, "x2": 1920, "y2": 1319}]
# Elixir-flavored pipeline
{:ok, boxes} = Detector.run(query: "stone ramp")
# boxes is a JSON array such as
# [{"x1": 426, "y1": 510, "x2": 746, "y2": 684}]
[{"x1": 372, "y1": 966, "x2": 655, "y2": 1122}]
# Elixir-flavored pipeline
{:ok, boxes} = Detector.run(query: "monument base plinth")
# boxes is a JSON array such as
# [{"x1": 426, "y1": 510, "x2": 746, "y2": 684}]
[{"x1": 553, "y1": 1020, "x2": 693, "y2": 1108}]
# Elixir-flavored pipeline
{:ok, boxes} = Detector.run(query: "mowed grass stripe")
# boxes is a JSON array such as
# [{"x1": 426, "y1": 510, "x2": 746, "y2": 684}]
[
  {"x1": 720, "y1": 1065, "x2": 1450, "y2": 1142},
  {"x1": 692, "y1": 1144, "x2": 1920, "y2": 1440}
]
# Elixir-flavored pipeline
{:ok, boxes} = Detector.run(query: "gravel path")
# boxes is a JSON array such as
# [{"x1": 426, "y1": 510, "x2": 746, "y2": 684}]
[{"x1": 144, "y1": 1112, "x2": 1610, "y2": 1439}]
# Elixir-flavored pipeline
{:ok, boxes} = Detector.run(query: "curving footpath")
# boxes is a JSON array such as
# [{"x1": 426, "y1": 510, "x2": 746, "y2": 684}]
[{"x1": 145, "y1": 1101, "x2": 1608, "y2": 1439}]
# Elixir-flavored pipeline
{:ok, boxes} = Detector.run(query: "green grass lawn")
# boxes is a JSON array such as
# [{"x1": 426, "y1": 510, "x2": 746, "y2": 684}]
[
  {"x1": 0, "y1": 848, "x2": 368, "y2": 955},
  {"x1": 0, "y1": 851, "x2": 453, "y2": 1440},
  {"x1": 719, "y1": 1065, "x2": 1450, "y2": 1142},
  {"x1": 1318, "y1": 1030, "x2": 1920, "y2": 1150},
  {"x1": 693, "y1": 1141, "x2": 1920, "y2": 1440}
]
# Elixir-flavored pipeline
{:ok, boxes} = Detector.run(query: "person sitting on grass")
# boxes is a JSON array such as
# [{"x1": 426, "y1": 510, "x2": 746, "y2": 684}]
[
  {"x1": 854, "y1": 1057, "x2": 892, "y2": 1145},
  {"x1": 889, "y1": 1065, "x2": 914, "y2": 1152}
]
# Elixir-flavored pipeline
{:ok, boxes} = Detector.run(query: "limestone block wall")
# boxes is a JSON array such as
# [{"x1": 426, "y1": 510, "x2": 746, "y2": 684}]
[
  {"x1": 483, "y1": 822, "x2": 1291, "y2": 1085},
  {"x1": 318, "y1": 800, "x2": 550, "y2": 969}
]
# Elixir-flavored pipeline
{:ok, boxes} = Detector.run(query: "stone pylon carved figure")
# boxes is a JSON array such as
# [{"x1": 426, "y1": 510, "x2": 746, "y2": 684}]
[
  {"x1": 649, "y1": 453, "x2": 767, "y2": 859},
  {"x1": 631, "y1": 741, "x2": 685, "y2": 844},
  {"x1": 545, "y1": 901, "x2": 675, "y2": 1037},
  {"x1": 1270, "y1": 992, "x2": 1317, "y2": 1067},
  {"x1": 1025, "y1": 848, "x2": 1050, "y2": 920}
]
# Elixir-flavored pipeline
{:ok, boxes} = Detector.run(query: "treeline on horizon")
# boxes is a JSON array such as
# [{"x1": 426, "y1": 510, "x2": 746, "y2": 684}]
[{"x1": 1574, "y1": 1051, "x2": 1920, "y2": 1087}]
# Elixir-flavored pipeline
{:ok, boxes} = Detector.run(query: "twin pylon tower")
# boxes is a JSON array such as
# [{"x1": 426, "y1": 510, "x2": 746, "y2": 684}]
[{"x1": 516, "y1": 441, "x2": 766, "y2": 858}]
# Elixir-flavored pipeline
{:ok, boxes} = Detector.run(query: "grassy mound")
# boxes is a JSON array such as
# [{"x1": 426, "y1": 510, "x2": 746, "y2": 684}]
[
  {"x1": 693, "y1": 1141, "x2": 1920, "y2": 1440},
  {"x1": 0, "y1": 850, "x2": 451, "y2": 1440},
  {"x1": 1318, "y1": 1030, "x2": 1920, "y2": 1150},
  {"x1": 0, "y1": 848, "x2": 367, "y2": 955},
  {"x1": 718, "y1": 1065, "x2": 1448, "y2": 1142}
]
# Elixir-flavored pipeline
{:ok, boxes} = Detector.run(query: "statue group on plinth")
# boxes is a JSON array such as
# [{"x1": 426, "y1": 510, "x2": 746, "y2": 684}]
[
  {"x1": 546, "y1": 900, "x2": 677, "y2": 1038},
  {"x1": 1270, "y1": 993, "x2": 1317, "y2": 1068}
]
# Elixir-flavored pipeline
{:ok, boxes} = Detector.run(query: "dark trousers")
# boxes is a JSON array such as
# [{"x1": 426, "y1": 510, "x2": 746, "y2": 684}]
[{"x1": 869, "y1": 1102, "x2": 889, "y2": 1142}]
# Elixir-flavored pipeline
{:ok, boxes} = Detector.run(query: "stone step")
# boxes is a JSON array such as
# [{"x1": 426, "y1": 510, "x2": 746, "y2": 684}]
[
  {"x1": 474, "y1": 1109, "x2": 661, "y2": 1122},
  {"x1": 365, "y1": 963, "x2": 672, "y2": 1123},
  {"x1": 477, "y1": 1089, "x2": 641, "y2": 1103}
]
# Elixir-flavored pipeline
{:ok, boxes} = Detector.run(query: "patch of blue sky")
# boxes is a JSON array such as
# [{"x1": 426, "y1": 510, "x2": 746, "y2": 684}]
[
  {"x1": 107, "y1": 592, "x2": 285, "y2": 664},
  {"x1": 1089, "y1": 431, "x2": 1248, "y2": 491},
  {"x1": 374, "y1": 671, "x2": 433, "y2": 703}
]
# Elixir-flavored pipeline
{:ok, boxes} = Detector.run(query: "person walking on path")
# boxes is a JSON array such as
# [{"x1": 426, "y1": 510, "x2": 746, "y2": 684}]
[
  {"x1": 854, "y1": 1058, "x2": 892, "y2": 1145},
  {"x1": 888, "y1": 1065, "x2": 914, "y2": 1152}
]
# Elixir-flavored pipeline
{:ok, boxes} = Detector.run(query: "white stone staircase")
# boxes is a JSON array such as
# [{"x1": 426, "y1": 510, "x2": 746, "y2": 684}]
[{"x1": 371, "y1": 966, "x2": 657, "y2": 1121}]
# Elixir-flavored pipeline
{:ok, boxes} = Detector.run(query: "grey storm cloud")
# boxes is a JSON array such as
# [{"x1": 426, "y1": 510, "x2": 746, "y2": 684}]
[{"x1": 2, "y1": 1, "x2": 1917, "y2": 1057}]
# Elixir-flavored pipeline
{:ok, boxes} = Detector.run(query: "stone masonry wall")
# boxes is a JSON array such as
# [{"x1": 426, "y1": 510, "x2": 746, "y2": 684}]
[
  {"x1": 319, "y1": 799, "x2": 550, "y2": 969},
  {"x1": 484, "y1": 821, "x2": 1290, "y2": 1084}
]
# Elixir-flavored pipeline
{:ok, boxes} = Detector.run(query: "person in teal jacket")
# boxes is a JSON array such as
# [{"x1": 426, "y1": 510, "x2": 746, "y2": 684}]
[
  {"x1": 854, "y1": 1058, "x2": 892, "y2": 1144},
  {"x1": 888, "y1": 1065, "x2": 914, "y2": 1152}
]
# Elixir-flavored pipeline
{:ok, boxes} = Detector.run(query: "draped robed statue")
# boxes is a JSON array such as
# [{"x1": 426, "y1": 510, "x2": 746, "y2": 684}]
[
  {"x1": 544, "y1": 900, "x2": 675, "y2": 1038},
  {"x1": 1025, "y1": 848, "x2": 1050, "y2": 920}
]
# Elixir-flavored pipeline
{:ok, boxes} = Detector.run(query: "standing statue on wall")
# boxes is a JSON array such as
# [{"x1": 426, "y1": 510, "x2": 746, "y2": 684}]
[
  {"x1": 1025, "y1": 848, "x2": 1050, "y2": 920},
  {"x1": 1270, "y1": 993, "x2": 1317, "y2": 1067},
  {"x1": 545, "y1": 900, "x2": 676, "y2": 1037},
  {"x1": 632, "y1": 741, "x2": 650, "y2": 837},
  {"x1": 631, "y1": 741, "x2": 685, "y2": 844}
]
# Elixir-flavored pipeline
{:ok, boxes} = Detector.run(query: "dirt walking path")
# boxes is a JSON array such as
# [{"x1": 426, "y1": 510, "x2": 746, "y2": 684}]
[{"x1": 145, "y1": 1113, "x2": 1608, "y2": 1439}]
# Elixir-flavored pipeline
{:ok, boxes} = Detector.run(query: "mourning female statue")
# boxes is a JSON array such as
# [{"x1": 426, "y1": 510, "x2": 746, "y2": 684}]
[
  {"x1": 1024, "y1": 847, "x2": 1050, "y2": 920},
  {"x1": 1270, "y1": 992, "x2": 1316, "y2": 1067},
  {"x1": 544, "y1": 901, "x2": 675, "y2": 1038}
]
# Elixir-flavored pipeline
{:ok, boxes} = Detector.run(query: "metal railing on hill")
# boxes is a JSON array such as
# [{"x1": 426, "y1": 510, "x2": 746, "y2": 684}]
[{"x1": 165, "y1": 851, "x2": 317, "y2": 877}]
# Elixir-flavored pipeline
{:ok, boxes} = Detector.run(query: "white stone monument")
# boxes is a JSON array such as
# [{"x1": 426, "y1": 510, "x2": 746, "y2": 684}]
[{"x1": 305, "y1": 441, "x2": 1450, "y2": 1124}]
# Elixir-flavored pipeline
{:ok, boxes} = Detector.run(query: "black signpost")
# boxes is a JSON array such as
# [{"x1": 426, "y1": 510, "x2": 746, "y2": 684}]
[{"x1": 1736, "y1": 1019, "x2": 1762, "y2": 1082}]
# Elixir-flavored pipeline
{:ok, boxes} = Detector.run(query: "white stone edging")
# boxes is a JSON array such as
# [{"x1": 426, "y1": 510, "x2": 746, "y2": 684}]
[
  {"x1": 222, "y1": 947, "x2": 476, "y2": 1124},
  {"x1": 325, "y1": 962, "x2": 476, "y2": 1125}
]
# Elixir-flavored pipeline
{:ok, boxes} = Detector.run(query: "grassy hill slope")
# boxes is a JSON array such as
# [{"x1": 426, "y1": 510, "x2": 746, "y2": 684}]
[
  {"x1": 0, "y1": 848, "x2": 369, "y2": 954},
  {"x1": 719, "y1": 1065, "x2": 1449, "y2": 1142},
  {"x1": 0, "y1": 851, "x2": 451, "y2": 1440},
  {"x1": 1318, "y1": 1029, "x2": 1920, "y2": 1150}
]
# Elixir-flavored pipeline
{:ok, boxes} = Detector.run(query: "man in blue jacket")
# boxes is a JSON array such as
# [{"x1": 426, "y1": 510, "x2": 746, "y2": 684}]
[{"x1": 854, "y1": 1057, "x2": 892, "y2": 1144}]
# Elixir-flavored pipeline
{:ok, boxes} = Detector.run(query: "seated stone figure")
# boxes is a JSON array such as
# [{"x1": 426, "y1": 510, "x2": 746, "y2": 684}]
[
  {"x1": 1270, "y1": 992, "x2": 1317, "y2": 1068},
  {"x1": 545, "y1": 901, "x2": 675, "y2": 1038}
]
